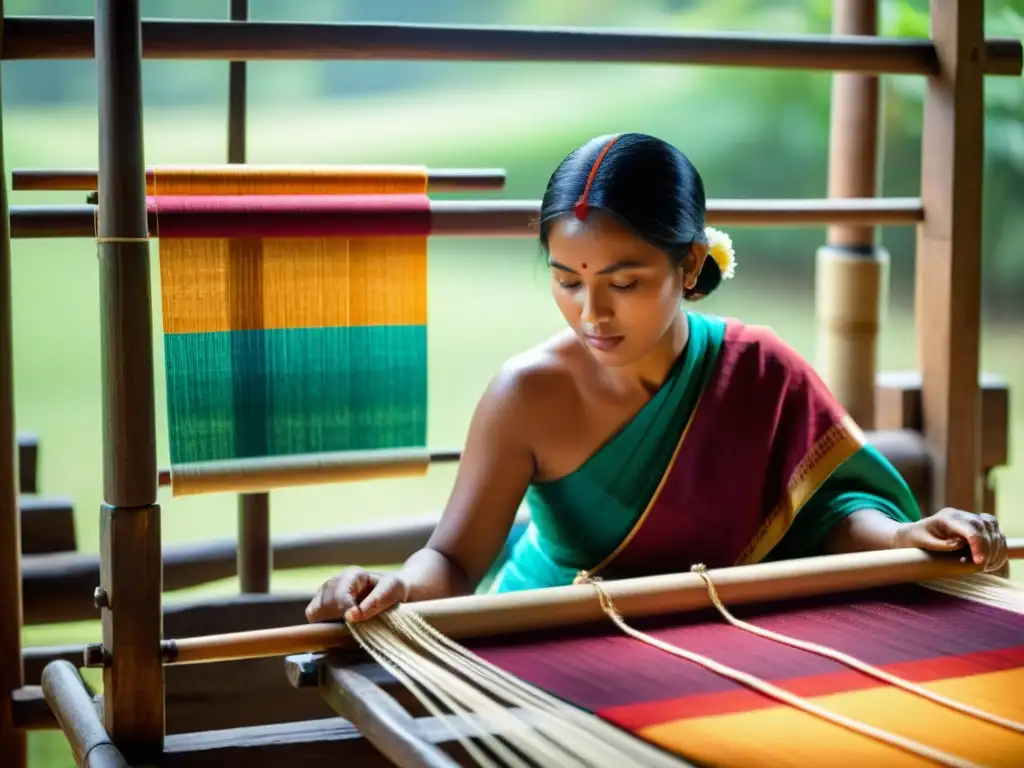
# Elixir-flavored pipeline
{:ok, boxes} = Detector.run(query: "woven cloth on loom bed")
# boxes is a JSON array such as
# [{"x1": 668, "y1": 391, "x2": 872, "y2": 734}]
[
  {"x1": 149, "y1": 167, "x2": 430, "y2": 471},
  {"x1": 463, "y1": 581, "x2": 1024, "y2": 766}
]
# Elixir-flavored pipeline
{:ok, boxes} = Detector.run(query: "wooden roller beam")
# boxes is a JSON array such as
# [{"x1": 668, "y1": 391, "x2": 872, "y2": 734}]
[
  {"x1": 132, "y1": 545, "x2": 1021, "y2": 669},
  {"x1": 8, "y1": 198, "x2": 925, "y2": 240},
  {"x1": 2, "y1": 17, "x2": 1021, "y2": 76},
  {"x1": 10, "y1": 167, "x2": 508, "y2": 193}
]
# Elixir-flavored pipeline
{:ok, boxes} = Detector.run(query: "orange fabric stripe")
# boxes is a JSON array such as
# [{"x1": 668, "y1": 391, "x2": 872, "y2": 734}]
[
  {"x1": 149, "y1": 164, "x2": 429, "y2": 195},
  {"x1": 602, "y1": 645, "x2": 1024, "y2": 730},
  {"x1": 638, "y1": 668, "x2": 1024, "y2": 767},
  {"x1": 160, "y1": 236, "x2": 427, "y2": 333}
]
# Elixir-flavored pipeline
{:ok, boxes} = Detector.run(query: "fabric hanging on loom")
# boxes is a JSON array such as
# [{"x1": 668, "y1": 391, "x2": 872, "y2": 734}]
[{"x1": 147, "y1": 167, "x2": 430, "y2": 489}]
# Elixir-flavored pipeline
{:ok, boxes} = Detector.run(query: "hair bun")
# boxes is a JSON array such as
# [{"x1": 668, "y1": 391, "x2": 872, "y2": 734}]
[{"x1": 682, "y1": 227, "x2": 736, "y2": 302}]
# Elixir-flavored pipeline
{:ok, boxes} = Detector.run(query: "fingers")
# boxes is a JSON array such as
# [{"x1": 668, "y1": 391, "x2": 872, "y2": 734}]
[
  {"x1": 933, "y1": 508, "x2": 1004, "y2": 571},
  {"x1": 305, "y1": 567, "x2": 373, "y2": 623},
  {"x1": 348, "y1": 574, "x2": 407, "y2": 623},
  {"x1": 979, "y1": 513, "x2": 1008, "y2": 573}
]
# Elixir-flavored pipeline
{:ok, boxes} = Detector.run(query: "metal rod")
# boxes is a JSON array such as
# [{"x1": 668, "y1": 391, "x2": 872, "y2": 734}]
[
  {"x1": 8, "y1": 197, "x2": 925, "y2": 239},
  {"x1": 2, "y1": 17, "x2": 1021, "y2": 76},
  {"x1": 10, "y1": 167, "x2": 508, "y2": 193}
]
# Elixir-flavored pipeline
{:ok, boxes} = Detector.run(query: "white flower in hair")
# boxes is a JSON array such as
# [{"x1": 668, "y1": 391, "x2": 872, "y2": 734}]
[{"x1": 704, "y1": 226, "x2": 736, "y2": 280}]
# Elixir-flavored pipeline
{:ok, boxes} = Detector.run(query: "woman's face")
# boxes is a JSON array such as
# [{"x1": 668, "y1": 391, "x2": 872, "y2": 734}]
[{"x1": 546, "y1": 212, "x2": 702, "y2": 368}]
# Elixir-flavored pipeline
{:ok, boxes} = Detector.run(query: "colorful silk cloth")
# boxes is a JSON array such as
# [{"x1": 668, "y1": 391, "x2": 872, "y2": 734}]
[
  {"x1": 147, "y1": 168, "x2": 430, "y2": 483},
  {"x1": 485, "y1": 311, "x2": 921, "y2": 592},
  {"x1": 467, "y1": 581, "x2": 1024, "y2": 765}
]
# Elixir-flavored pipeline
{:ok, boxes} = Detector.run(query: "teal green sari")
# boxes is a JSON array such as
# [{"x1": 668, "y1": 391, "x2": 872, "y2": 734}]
[{"x1": 481, "y1": 312, "x2": 921, "y2": 594}]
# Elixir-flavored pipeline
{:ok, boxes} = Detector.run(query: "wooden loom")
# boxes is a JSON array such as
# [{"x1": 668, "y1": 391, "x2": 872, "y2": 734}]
[{"x1": 0, "y1": 0, "x2": 1022, "y2": 765}]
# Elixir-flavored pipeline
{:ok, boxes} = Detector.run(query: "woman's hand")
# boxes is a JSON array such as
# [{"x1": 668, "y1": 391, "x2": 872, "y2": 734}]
[
  {"x1": 305, "y1": 567, "x2": 408, "y2": 624},
  {"x1": 894, "y1": 508, "x2": 1008, "y2": 573}
]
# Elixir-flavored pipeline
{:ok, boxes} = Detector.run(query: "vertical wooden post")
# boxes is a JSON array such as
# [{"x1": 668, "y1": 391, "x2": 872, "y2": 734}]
[
  {"x1": 95, "y1": 0, "x2": 165, "y2": 759},
  {"x1": 0, "y1": 3, "x2": 28, "y2": 764},
  {"x1": 227, "y1": 0, "x2": 274, "y2": 595},
  {"x1": 915, "y1": 0, "x2": 985, "y2": 513},
  {"x1": 815, "y1": 0, "x2": 885, "y2": 430}
]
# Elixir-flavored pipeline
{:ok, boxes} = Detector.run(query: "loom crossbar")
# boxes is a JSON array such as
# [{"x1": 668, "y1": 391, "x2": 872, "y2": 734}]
[
  {"x1": 2, "y1": 17, "x2": 1022, "y2": 76},
  {"x1": 83, "y1": 544, "x2": 1022, "y2": 670},
  {"x1": 11, "y1": 166, "x2": 508, "y2": 193},
  {"x1": 8, "y1": 197, "x2": 925, "y2": 239}
]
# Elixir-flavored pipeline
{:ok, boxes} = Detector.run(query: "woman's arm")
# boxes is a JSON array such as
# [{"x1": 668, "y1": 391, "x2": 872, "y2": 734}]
[{"x1": 321, "y1": 364, "x2": 538, "y2": 622}]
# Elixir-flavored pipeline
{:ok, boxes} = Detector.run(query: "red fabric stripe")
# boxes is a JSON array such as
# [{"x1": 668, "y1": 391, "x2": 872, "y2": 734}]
[
  {"x1": 145, "y1": 194, "x2": 432, "y2": 238},
  {"x1": 470, "y1": 584, "x2": 1024, "y2": 713},
  {"x1": 598, "y1": 645, "x2": 1024, "y2": 731}
]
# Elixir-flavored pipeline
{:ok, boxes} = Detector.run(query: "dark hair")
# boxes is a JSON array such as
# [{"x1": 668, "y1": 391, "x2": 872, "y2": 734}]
[{"x1": 538, "y1": 132, "x2": 724, "y2": 300}]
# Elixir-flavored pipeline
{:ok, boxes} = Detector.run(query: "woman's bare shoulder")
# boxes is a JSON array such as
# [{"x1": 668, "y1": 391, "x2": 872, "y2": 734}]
[{"x1": 479, "y1": 330, "x2": 586, "y2": 423}]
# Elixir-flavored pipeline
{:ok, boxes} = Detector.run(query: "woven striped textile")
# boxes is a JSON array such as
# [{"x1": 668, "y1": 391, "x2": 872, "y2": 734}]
[
  {"x1": 149, "y1": 167, "x2": 429, "y2": 485},
  {"x1": 465, "y1": 580, "x2": 1024, "y2": 766}
]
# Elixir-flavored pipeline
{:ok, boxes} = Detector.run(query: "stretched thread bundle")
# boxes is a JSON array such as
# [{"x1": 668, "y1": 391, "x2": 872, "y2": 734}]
[
  {"x1": 348, "y1": 608, "x2": 691, "y2": 768},
  {"x1": 126, "y1": 167, "x2": 432, "y2": 495},
  {"x1": 344, "y1": 568, "x2": 1023, "y2": 768}
]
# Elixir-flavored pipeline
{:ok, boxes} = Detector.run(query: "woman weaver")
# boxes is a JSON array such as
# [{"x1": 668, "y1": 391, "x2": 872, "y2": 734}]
[{"x1": 305, "y1": 132, "x2": 1009, "y2": 625}]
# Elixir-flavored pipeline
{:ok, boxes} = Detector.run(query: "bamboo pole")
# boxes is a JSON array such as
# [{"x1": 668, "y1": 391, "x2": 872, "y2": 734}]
[
  {"x1": 80, "y1": 544, "x2": 1023, "y2": 669},
  {"x1": 0, "y1": 2, "x2": 28, "y2": 763},
  {"x1": 8, "y1": 197, "x2": 926, "y2": 240},
  {"x1": 1, "y1": 17, "x2": 1021, "y2": 76},
  {"x1": 815, "y1": 0, "x2": 886, "y2": 430},
  {"x1": 10, "y1": 167, "x2": 508, "y2": 193},
  {"x1": 94, "y1": 0, "x2": 164, "y2": 759}
]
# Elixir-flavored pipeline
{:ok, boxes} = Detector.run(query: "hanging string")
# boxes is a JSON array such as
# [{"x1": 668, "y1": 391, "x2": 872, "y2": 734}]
[{"x1": 688, "y1": 563, "x2": 1024, "y2": 734}]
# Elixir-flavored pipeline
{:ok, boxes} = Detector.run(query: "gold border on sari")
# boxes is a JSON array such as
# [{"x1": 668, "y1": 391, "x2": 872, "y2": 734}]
[{"x1": 735, "y1": 413, "x2": 867, "y2": 566}]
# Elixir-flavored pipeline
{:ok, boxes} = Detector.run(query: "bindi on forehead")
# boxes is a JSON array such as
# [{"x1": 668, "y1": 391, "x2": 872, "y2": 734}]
[{"x1": 581, "y1": 262, "x2": 588, "y2": 270}]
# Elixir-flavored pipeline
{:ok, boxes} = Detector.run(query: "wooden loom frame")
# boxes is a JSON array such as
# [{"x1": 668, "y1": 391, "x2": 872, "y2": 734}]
[{"x1": 0, "y1": 0, "x2": 1021, "y2": 765}]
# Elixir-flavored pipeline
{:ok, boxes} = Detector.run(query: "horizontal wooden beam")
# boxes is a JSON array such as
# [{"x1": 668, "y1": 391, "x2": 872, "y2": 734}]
[
  {"x1": 2, "y1": 18, "x2": 1021, "y2": 76},
  {"x1": 10, "y1": 167, "x2": 507, "y2": 193},
  {"x1": 19, "y1": 496, "x2": 76, "y2": 555},
  {"x1": 8, "y1": 198, "x2": 925, "y2": 240},
  {"x1": 20, "y1": 512, "x2": 456, "y2": 625}
]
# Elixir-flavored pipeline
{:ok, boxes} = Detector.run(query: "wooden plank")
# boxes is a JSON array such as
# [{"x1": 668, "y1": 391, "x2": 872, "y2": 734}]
[
  {"x1": 2, "y1": 17, "x2": 1022, "y2": 75},
  {"x1": 22, "y1": 645, "x2": 88, "y2": 686},
  {"x1": 19, "y1": 495, "x2": 76, "y2": 555},
  {"x1": 321, "y1": 662, "x2": 461, "y2": 768},
  {"x1": 874, "y1": 370, "x2": 1009, "y2": 470},
  {"x1": 914, "y1": 0, "x2": 986, "y2": 512},
  {"x1": 0, "y1": 2, "x2": 27, "y2": 761},
  {"x1": 160, "y1": 718, "x2": 394, "y2": 768}
]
